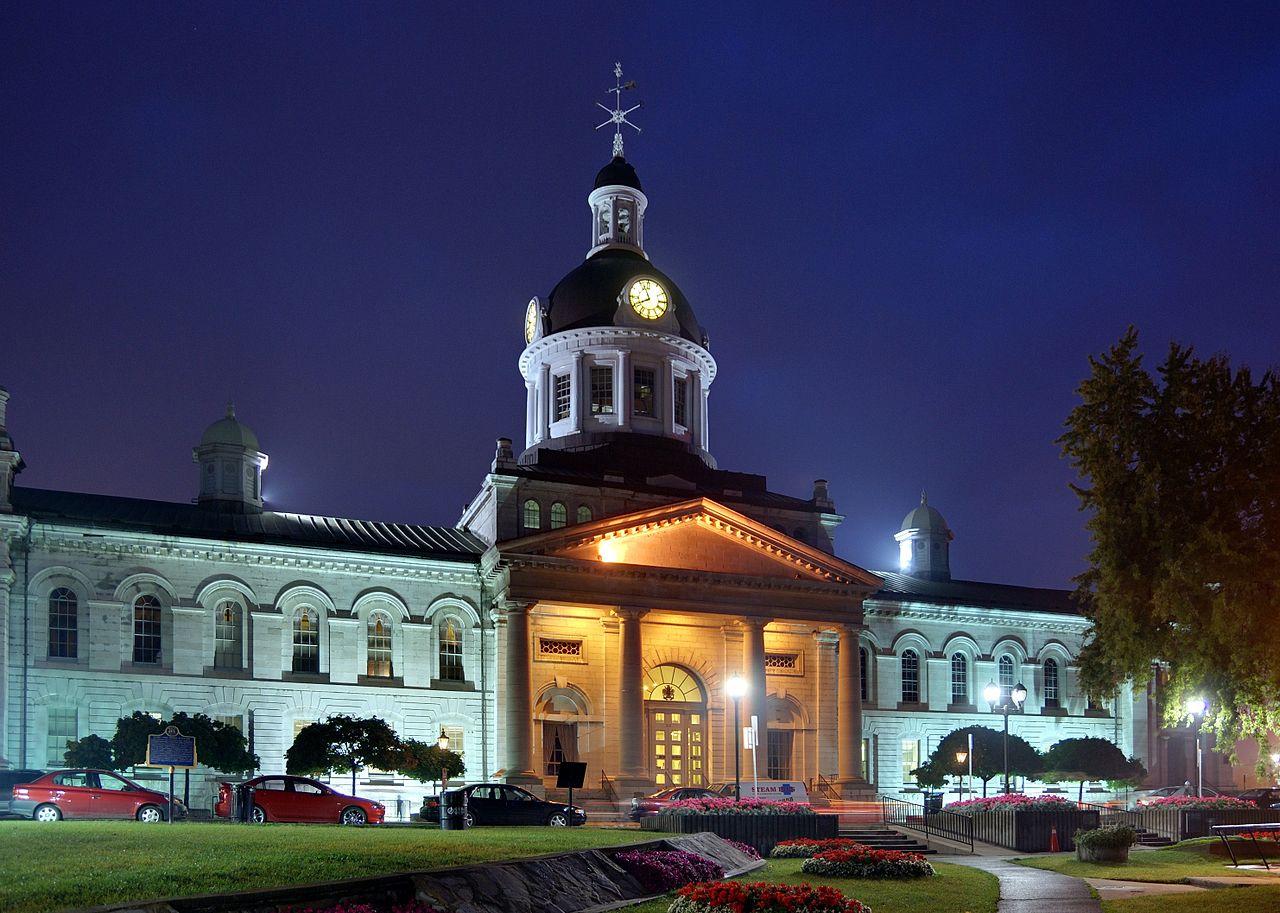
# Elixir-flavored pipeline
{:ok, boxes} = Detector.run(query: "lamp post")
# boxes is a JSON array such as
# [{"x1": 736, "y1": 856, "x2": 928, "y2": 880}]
[
  {"x1": 955, "y1": 749, "x2": 968, "y2": 802},
  {"x1": 1186, "y1": 698, "x2": 1206, "y2": 798},
  {"x1": 437, "y1": 728, "x2": 450, "y2": 791},
  {"x1": 985, "y1": 680, "x2": 1028, "y2": 794},
  {"x1": 726, "y1": 675, "x2": 747, "y2": 801}
]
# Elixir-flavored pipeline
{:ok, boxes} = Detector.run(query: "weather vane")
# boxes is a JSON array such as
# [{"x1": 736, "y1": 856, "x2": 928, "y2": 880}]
[{"x1": 595, "y1": 61, "x2": 642, "y2": 158}]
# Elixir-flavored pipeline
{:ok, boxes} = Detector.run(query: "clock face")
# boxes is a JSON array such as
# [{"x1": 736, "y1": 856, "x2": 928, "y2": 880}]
[
  {"x1": 628, "y1": 278, "x2": 669, "y2": 319},
  {"x1": 524, "y1": 298, "x2": 539, "y2": 344}
]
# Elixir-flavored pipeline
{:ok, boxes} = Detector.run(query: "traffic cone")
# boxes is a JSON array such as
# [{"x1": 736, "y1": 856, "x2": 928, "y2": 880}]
[{"x1": 1049, "y1": 823, "x2": 1060, "y2": 852}]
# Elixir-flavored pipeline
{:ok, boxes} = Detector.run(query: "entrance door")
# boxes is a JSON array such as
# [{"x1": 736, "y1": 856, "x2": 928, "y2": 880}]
[{"x1": 643, "y1": 664, "x2": 708, "y2": 787}]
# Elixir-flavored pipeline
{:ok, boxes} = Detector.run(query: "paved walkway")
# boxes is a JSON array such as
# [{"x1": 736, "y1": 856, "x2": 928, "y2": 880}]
[{"x1": 944, "y1": 856, "x2": 1102, "y2": 913}]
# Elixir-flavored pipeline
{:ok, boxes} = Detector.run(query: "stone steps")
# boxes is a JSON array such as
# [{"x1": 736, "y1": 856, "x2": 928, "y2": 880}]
[
  {"x1": 839, "y1": 826, "x2": 937, "y2": 855},
  {"x1": 1135, "y1": 828, "x2": 1175, "y2": 847}
]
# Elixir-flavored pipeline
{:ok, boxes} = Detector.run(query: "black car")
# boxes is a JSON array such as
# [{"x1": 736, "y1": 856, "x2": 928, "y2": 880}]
[
  {"x1": 421, "y1": 783, "x2": 585, "y2": 827},
  {"x1": 0, "y1": 769, "x2": 44, "y2": 817},
  {"x1": 1237, "y1": 787, "x2": 1280, "y2": 808}
]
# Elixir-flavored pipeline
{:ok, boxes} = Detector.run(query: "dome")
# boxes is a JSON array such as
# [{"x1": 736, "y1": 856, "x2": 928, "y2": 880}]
[
  {"x1": 594, "y1": 156, "x2": 642, "y2": 191},
  {"x1": 545, "y1": 249, "x2": 706, "y2": 347},
  {"x1": 900, "y1": 493, "x2": 950, "y2": 533},
  {"x1": 200, "y1": 403, "x2": 260, "y2": 451}
]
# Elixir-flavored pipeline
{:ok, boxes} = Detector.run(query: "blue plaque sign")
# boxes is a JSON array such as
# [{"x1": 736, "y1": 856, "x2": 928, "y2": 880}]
[{"x1": 146, "y1": 726, "x2": 197, "y2": 768}]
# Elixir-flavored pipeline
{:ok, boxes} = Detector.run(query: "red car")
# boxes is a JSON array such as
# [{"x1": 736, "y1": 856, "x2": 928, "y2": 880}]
[
  {"x1": 215, "y1": 775, "x2": 384, "y2": 825},
  {"x1": 11, "y1": 769, "x2": 185, "y2": 822},
  {"x1": 628, "y1": 786, "x2": 721, "y2": 820}
]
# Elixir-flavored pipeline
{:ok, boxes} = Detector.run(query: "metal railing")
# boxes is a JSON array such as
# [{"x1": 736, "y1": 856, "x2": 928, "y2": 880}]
[
  {"x1": 1077, "y1": 801, "x2": 1141, "y2": 829},
  {"x1": 599, "y1": 770, "x2": 617, "y2": 802},
  {"x1": 814, "y1": 773, "x2": 841, "y2": 801},
  {"x1": 880, "y1": 794, "x2": 974, "y2": 851}
]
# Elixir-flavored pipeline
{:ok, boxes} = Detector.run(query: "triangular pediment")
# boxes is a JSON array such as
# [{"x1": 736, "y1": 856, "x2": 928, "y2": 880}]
[{"x1": 500, "y1": 497, "x2": 880, "y2": 587}]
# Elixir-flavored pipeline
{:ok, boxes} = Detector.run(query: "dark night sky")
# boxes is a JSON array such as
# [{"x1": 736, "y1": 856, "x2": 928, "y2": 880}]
[{"x1": 2, "y1": 2, "x2": 1277, "y2": 588}]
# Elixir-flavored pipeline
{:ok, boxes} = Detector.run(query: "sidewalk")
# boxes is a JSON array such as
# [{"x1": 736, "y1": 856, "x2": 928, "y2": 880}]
[{"x1": 944, "y1": 855, "x2": 1102, "y2": 913}]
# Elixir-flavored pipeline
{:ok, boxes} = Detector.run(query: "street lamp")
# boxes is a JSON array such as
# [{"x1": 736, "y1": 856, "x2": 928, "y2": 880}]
[
  {"x1": 1186, "y1": 698, "x2": 1206, "y2": 798},
  {"x1": 726, "y1": 675, "x2": 748, "y2": 801},
  {"x1": 437, "y1": 728, "x2": 450, "y2": 791},
  {"x1": 985, "y1": 680, "x2": 1028, "y2": 794},
  {"x1": 955, "y1": 750, "x2": 968, "y2": 801}
]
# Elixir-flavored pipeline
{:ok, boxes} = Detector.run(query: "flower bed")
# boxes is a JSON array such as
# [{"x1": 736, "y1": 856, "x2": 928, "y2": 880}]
[
  {"x1": 945, "y1": 794, "x2": 1076, "y2": 814},
  {"x1": 770, "y1": 838, "x2": 868, "y2": 858},
  {"x1": 724, "y1": 839, "x2": 764, "y2": 860},
  {"x1": 801, "y1": 846, "x2": 936, "y2": 879},
  {"x1": 663, "y1": 798, "x2": 817, "y2": 816},
  {"x1": 614, "y1": 849, "x2": 725, "y2": 895},
  {"x1": 1142, "y1": 796, "x2": 1254, "y2": 810},
  {"x1": 669, "y1": 880, "x2": 871, "y2": 913}
]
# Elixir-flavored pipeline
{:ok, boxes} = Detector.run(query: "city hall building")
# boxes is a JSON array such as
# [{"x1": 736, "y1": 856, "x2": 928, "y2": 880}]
[{"x1": 0, "y1": 142, "x2": 1191, "y2": 813}]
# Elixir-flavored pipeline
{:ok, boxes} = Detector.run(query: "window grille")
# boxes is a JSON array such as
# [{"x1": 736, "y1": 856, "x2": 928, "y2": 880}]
[
  {"x1": 440, "y1": 617, "x2": 464, "y2": 681},
  {"x1": 522, "y1": 499, "x2": 540, "y2": 530},
  {"x1": 48, "y1": 588, "x2": 78, "y2": 659},
  {"x1": 214, "y1": 600, "x2": 242, "y2": 669},
  {"x1": 576, "y1": 505, "x2": 592, "y2": 523},
  {"x1": 539, "y1": 638, "x2": 583, "y2": 658},
  {"x1": 133, "y1": 595, "x2": 161, "y2": 664},
  {"x1": 901, "y1": 649, "x2": 920, "y2": 703},
  {"x1": 590, "y1": 365, "x2": 614, "y2": 414},
  {"x1": 950, "y1": 653, "x2": 968, "y2": 704},
  {"x1": 367, "y1": 612, "x2": 392, "y2": 677},
  {"x1": 764, "y1": 653, "x2": 799, "y2": 673},
  {"x1": 46, "y1": 707, "x2": 76, "y2": 766},
  {"x1": 550, "y1": 502, "x2": 567, "y2": 529},
  {"x1": 633, "y1": 367, "x2": 655, "y2": 417},
  {"x1": 293, "y1": 608, "x2": 320, "y2": 673},
  {"x1": 554, "y1": 374, "x2": 571, "y2": 421},
  {"x1": 1044, "y1": 658, "x2": 1060, "y2": 708}
]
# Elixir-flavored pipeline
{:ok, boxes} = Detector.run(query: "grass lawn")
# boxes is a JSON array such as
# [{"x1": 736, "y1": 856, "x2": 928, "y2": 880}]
[
  {"x1": 625, "y1": 857, "x2": 999, "y2": 913},
  {"x1": 1099, "y1": 885, "x2": 1280, "y2": 913},
  {"x1": 1014, "y1": 840, "x2": 1280, "y2": 884},
  {"x1": 0, "y1": 820, "x2": 650, "y2": 913}
]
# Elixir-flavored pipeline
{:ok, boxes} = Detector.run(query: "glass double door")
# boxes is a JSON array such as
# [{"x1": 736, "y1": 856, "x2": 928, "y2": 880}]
[{"x1": 648, "y1": 705, "x2": 705, "y2": 787}]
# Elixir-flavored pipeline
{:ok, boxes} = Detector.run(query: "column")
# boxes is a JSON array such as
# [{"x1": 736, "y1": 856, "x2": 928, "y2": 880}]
[
  {"x1": 741, "y1": 618, "x2": 769, "y2": 773},
  {"x1": 616, "y1": 607, "x2": 649, "y2": 791},
  {"x1": 837, "y1": 625, "x2": 870, "y2": 794},
  {"x1": 537, "y1": 364, "x2": 551, "y2": 443},
  {"x1": 616, "y1": 351, "x2": 631, "y2": 429},
  {"x1": 0, "y1": 538, "x2": 12, "y2": 767},
  {"x1": 503, "y1": 602, "x2": 538, "y2": 782},
  {"x1": 569, "y1": 352, "x2": 584, "y2": 433}
]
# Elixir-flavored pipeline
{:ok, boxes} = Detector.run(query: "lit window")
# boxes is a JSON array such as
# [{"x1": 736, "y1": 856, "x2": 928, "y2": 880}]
[
  {"x1": 133, "y1": 595, "x2": 162, "y2": 664},
  {"x1": 440, "y1": 617, "x2": 464, "y2": 681},
  {"x1": 998, "y1": 655, "x2": 1014, "y2": 704},
  {"x1": 576, "y1": 505, "x2": 593, "y2": 524},
  {"x1": 633, "y1": 367, "x2": 655, "y2": 417},
  {"x1": 522, "y1": 499, "x2": 541, "y2": 530},
  {"x1": 901, "y1": 650, "x2": 919, "y2": 703},
  {"x1": 550, "y1": 502, "x2": 567, "y2": 529},
  {"x1": 950, "y1": 653, "x2": 968, "y2": 704},
  {"x1": 901, "y1": 739, "x2": 921, "y2": 785},
  {"x1": 590, "y1": 366, "x2": 614, "y2": 414},
  {"x1": 293, "y1": 608, "x2": 319, "y2": 674},
  {"x1": 367, "y1": 612, "x2": 392, "y2": 677},
  {"x1": 554, "y1": 374, "x2": 571, "y2": 421},
  {"x1": 214, "y1": 601, "x2": 242, "y2": 669},
  {"x1": 1044, "y1": 659, "x2": 1060, "y2": 708},
  {"x1": 48, "y1": 588, "x2": 78, "y2": 659},
  {"x1": 46, "y1": 707, "x2": 77, "y2": 766},
  {"x1": 673, "y1": 377, "x2": 688, "y2": 427}
]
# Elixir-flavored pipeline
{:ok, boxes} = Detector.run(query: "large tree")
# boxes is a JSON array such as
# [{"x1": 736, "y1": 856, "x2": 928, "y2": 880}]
[
  {"x1": 1041, "y1": 737, "x2": 1146, "y2": 803},
  {"x1": 1060, "y1": 328, "x2": 1280, "y2": 763},
  {"x1": 916, "y1": 725, "x2": 1042, "y2": 796},
  {"x1": 396, "y1": 738, "x2": 466, "y2": 789},
  {"x1": 286, "y1": 715, "x2": 401, "y2": 795}
]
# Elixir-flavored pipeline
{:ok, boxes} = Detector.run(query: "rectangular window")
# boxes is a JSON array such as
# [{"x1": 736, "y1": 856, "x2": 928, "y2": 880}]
[
  {"x1": 538, "y1": 638, "x2": 584, "y2": 658},
  {"x1": 554, "y1": 374, "x2": 571, "y2": 421},
  {"x1": 214, "y1": 602, "x2": 241, "y2": 669},
  {"x1": 901, "y1": 651, "x2": 920, "y2": 703},
  {"x1": 767, "y1": 730, "x2": 793, "y2": 779},
  {"x1": 133, "y1": 597, "x2": 162, "y2": 665},
  {"x1": 47, "y1": 708, "x2": 77, "y2": 766},
  {"x1": 442, "y1": 726, "x2": 465, "y2": 760},
  {"x1": 673, "y1": 377, "x2": 688, "y2": 427},
  {"x1": 950, "y1": 654, "x2": 968, "y2": 704},
  {"x1": 590, "y1": 366, "x2": 614, "y2": 414},
  {"x1": 862, "y1": 738, "x2": 873, "y2": 784},
  {"x1": 901, "y1": 739, "x2": 921, "y2": 786},
  {"x1": 633, "y1": 367, "x2": 655, "y2": 417}
]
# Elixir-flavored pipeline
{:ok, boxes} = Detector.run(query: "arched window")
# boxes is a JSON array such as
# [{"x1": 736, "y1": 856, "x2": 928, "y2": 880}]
[
  {"x1": 576, "y1": 505, "x2": 593, "y2": 524},
  {"x1": 214, "y1": 600, "x2": 243, "y2": 669},
  {"x1": 950, "y1": 653, "x2": 968, "y2": 704},
  {"x1": 439, "y1": 617, "x2": 464, "y2": 681},
  {"x1": 522, "y1": 499, "x2": 541, "y2": 530},
  {"x1": 1043, "y1": 658, "x2": 1060, "y2": 708},
  {"x1": 293, "y1": 607, "x2": 319, "y2": 674},
  {"x1": 859, "y1": 646, "x2": 869, "y2": 702},
  {"x1": 550, "y1": 502, "x2": 567, "y2": 529},
  {"x1": 132, "y1": 595, "x2": 162, "y2": 664},
  {"x1": 367, "y1": 612, "x2": 392, "y2": 677},
  {"x1": 48, "y1": 588, "x2": 78, "y2": 659},
  {"x1": 901, "y1": 650, "x2": 920, "y2": 703},
  {"x1": 998, "y1": 654, "x2": 1014, "y2": 703}
]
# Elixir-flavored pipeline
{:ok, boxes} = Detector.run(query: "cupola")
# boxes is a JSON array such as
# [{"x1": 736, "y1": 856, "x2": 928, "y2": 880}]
[
  {"x1": 192, "y1": 402, "x2": 268, "y2": 513},
  {"x1": 894, "y1": 492, "x2": 954, "y2": 580}
]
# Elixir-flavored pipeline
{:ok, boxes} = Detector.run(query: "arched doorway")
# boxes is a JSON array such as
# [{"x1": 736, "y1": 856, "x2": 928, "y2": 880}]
[{"x1": 643, "y1": 664, "x2": 707, "y2": 787}]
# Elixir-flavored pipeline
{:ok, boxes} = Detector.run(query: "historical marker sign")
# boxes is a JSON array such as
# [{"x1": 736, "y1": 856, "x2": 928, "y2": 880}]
[{"x1": 146, "y1": 725, "x2": 197, "y2": 768}]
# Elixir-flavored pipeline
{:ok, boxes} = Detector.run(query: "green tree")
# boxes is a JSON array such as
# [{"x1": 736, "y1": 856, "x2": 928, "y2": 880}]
[
  {"x1": 286, "y1": 715, "x2": 401, "y2": 795},
  {"x1": 1041, "y1": 737, "x2": 1146, "y2": 803},
  {"x1": 1059, "y1": 328, "x2": 1280, "y2": 764},
  {"x1": 166, "y1": 712, "x2": 258, "y2": 775},
  {"x1": 110, "y1": 712, "x2": 165, "y2": 769},
  {"x1": 63, "y1": 733, "x2": 114, "y2": 768},
  {"x1": 919, "y1": 726, "x2": 1042, "y2": 796},
  {"x1": 396, "y1": 739, "x2": 466, "y2": 788}
]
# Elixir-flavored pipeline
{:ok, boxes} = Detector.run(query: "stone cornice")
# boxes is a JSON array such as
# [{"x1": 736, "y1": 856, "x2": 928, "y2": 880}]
[{"x1": 864, "y1": 599, "x2": 1088, "y2": 635}]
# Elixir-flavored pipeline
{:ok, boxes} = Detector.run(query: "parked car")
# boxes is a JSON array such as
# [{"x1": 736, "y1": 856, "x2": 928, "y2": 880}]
[
  {"x1": 628, "y1": 786, "x2": 721, "y2": 820},
  {"x1": 11, "y1": 769, "x2": 185, "y2": 822},
  {"x1": 715, "y1": 780, "x2": 811, "y2": 804},
  {"x1": 420, "y1": 783, "x2": 585, "y2": 827},
  {"x1": 214, "y1": 775, "x2": 384, "y2": 825},
  {"x1": 1236, "y1": 787, "x2": 1280, "y2": 808},
  {"x1": 1132, "y1": 784, "x2": 1223, "y2": 809},
  {"x1": 0, "y1": 769, "x2": 44, "y2": 817}
]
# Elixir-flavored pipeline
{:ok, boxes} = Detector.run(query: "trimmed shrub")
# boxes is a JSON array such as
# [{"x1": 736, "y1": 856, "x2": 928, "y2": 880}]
[
  {"x1": 669, "y1": 880, "x2": 871, "y2": 913},
  {"x1": 1142, "y1": 796, "x2": 1254, "y2": 810},
  {"x1": 770, "y1": 838, "x2": 867, "y2": 859},
  {"x1": 1074, "y1": 825, "x2": 1137, "y2": 849},
  {"x1": 801, "y1": 846, "x2": 936, "y2": 880},
  {"x1": 946, "y1": 795, "x2": 1076, "y2": 814},
  {"x1": 615, "y1": 849, "x2": 725, "y2": 895},
  {"x1": 663, "y1": 798, "x2": 816, "y2": 816}
]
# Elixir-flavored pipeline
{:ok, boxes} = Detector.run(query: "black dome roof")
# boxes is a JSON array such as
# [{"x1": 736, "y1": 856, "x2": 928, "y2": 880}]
[
  {"x1": 545, "y1": 249, "x2": 706, "y2": 347},
  {"x1": 594, "y1": 156, "x2": 643, "y2": 191}
]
